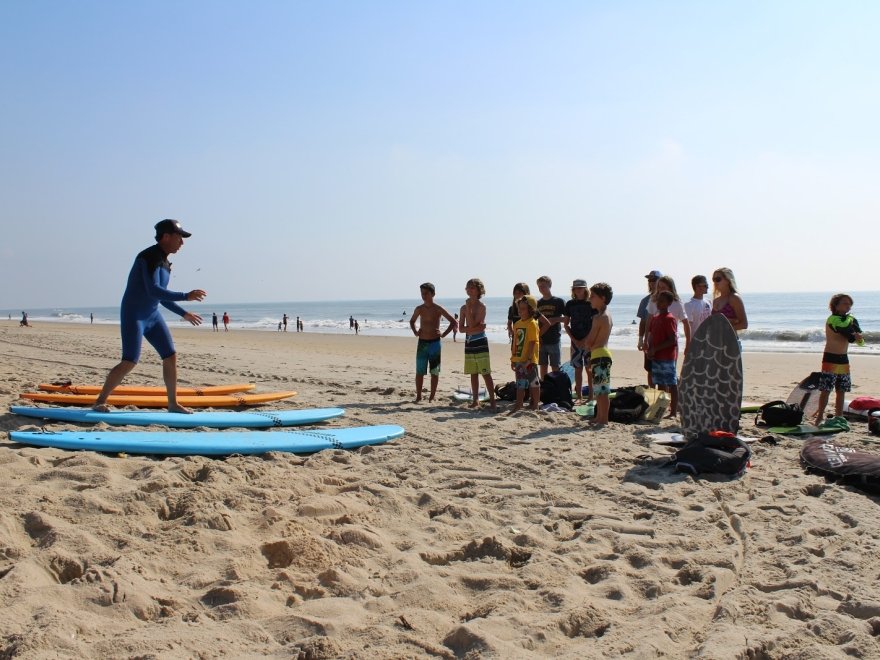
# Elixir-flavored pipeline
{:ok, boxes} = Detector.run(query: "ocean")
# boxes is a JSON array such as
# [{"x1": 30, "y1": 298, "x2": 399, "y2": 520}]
[{"x1": 6, "y1": 291, "x2": 880, "y2": 355}]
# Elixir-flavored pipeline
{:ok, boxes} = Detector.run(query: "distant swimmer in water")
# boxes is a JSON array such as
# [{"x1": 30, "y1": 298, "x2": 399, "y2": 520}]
[{"x1": 92, "y1": 219, "x2": 206, "y2": 414}]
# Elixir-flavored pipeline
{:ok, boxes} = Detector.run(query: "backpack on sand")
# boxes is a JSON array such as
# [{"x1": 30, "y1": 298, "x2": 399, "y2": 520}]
[
  {"x1": 540, "y1": 371, "x2": 573, "y2": 410},
  {"x1": 756, "y1": 400, "x2": 803, "y2": 427},
  {"x1": 494, "y1": 382, "x2": 517, "y2": 402},
  {"x1": 669, "y1": 431, "x2": 751, "y2": 477},
  {"x1": 609, "y1": 386, "x2": 649, "y2": 423}
]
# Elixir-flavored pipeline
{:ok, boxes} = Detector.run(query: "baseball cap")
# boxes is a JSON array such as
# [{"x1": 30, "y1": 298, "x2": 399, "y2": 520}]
[
  {"x1": 521, "y1": 295, "x2": 538, "y2": 312},
  {"x1": 155, "y1": 219, "x2": 192, "y2": 240},
  {"x1": 572, "y1": 279, "x2": 588, "y2": 288},
  {"x1": 420, "y1": 282, "x2": 436, "y2": 294},
  {"x1": 645, "y1": 270, "x2": 662, "y2": 279}
]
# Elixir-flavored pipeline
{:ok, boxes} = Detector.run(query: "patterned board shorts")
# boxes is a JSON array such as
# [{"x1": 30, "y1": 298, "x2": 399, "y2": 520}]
[
  {"x1": 651, "y1": 359, "x2": 678, "y2": 387},
  {"x1": 416, "y1": 338, "x2": 442, "y2": 376},
  {"x1": 590, "y1": 357, "x2": 612, "y2": 396},
  {"x1": 464, "y1": 333, "x2": 492, "y2": 375},
  {"x1": 515, "y1": 363, "x2": 540, "y2": 390},
  {"x1": 570, "y1": 345, "x2": 591, "y2": 370},
  {"x1": 818, "y1": 371, "x2": 852, "y2": 392}
]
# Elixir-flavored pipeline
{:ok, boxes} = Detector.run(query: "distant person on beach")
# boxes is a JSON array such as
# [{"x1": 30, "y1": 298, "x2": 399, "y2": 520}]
[
  {"x1": 564, "y1": 279, "x2": 594, "y2": 403},
  {"x1": 460, "y1": 278, "x2": 496, "y2": 411},
  {"x1": 536, "y1": 276, "x2": 566, "y2": 379},
  {"x1": 222, "y1": 312, "x2": 229, "y2": 331},
  {"x1": 92, "y1": 219, "x2": 205, "y2": 414},
  {"x1": 349, "y1": 315, "x2": 354, "y2": 330},
  {"x1": 410, "y1": 282, "x2": 457, "y2": 403},
  {"x1": 510, "y1": 295, "x2": 541, "y2": 413},
  {"x1": 814, "y1": 293, "x2": 864, "y2": 424},
  {"x1": 585, "y1": 283, "x2": 614, "y2": 426},
  {"x1": 507, "y1": 283, "x2": 531, "y2": 343},
  {"x1": 711, "y1": 267, "x2": 748, "y2": 332},
  {"x1": 637, "y1": 270, "x2": 660, "y2": 386},
  {"x1": 212, "y1": 312, "x2": 219, "y2": 332},
  {"x1": 283, "y1": 314, "x2": 288, "y2": 331},
  {"x1": 646, "y1": 290, "x2": 679, "y2": 418},
  {"x1": 20, "y1": 311, "x2": 29, "y2": 327},
  {"x1": 452, "y1": 313, "x2": 459, "y2": 342},
  {"x1": 296, "y1": 316, "x2": 301, "y2": 332},
  {"x1": 90, "y1": 313, "x2": 94, "y2": 324},
  {"x1": 683, "y1": 275, "x2": 711, "y2": 349},
  {"x1": 646, "y1": 276, "x2": 690, "y2": 357},
  {"x1": 354, "y1": 319, "x2": 359, "y2": 335},
  {"x1": 278, "y1": 321, "x2": 282, "y2": 331}
]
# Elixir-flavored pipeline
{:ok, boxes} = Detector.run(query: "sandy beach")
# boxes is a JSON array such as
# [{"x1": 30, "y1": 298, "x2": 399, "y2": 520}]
[{"x1": 2, "y1": 320, "x2": 879, "y2": 658}]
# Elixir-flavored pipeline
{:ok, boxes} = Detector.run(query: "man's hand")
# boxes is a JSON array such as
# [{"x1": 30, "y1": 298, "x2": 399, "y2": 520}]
[
  {"x1": 187, "y1": 289, "x2": 207, "y2": 302},
  {"x1": 183, "y1": 312, "x2": 202, "y2": 326}
]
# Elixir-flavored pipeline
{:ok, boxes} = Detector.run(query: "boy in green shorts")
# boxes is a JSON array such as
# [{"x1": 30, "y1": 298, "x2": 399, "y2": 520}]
[
  {"x1": 460, "y1": 278, "x2": 497, "y2": 410},
  {"x1": 410, "y1": 282, "x2": 457, "y2": 403}
]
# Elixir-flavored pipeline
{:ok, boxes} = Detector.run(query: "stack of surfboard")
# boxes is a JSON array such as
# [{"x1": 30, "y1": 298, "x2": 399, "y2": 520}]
[{"x1": 9, "y1": 382, "x2": 404, "y2": 456}]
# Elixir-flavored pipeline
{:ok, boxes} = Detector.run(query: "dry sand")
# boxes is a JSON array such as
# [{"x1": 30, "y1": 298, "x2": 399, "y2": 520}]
[{"x1": 2, "y1": 321, "x2": 880, "y2": 658}]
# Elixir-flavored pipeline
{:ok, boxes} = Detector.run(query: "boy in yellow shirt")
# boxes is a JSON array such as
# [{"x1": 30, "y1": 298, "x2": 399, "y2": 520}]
[{"x1": 510, "y1": 295, "x2": 541, "y2": 413}]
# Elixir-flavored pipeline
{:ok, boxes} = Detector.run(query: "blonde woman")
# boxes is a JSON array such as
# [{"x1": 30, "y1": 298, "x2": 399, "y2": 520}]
[{"x1": 711, "y1": 267, "x2": 748, "y2": 332}]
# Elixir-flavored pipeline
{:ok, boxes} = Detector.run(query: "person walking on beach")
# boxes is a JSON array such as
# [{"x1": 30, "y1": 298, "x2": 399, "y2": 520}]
[
  {"x1": 460, "y1": 278, "x2": 497, "y2": 411},
  {"x1": 90, "y1": 313, "x2": 94, "y2": 324},
  {"x1": 585, "y1": 283, "x2": 614, "y2": 426},
  {"x1": 410, "y1": 282, "x2": 457, "y2": 403},
  {"x1": 637, "y1": 270, "x2": 660, "y2": 386},
  {"x1": 814, "y1": 293, "x2": 864, "y2": 424},
  {"x1": 535, "y1": 276, "x2": 566, "y2": 379},
  {"x1": 20, "y1": 311, "x2": 29, "y2": 327},
  {"x1": 354, "y1": 319, "x2": 360, "y2": 335},
  {"x1": 283, "y1": 314, "x2": 288, "y2": 332},
  {"x1": 510, "y1": 295, "x2": 541, "y2": 413},
  {"x1": 92, "y1": 219, "x2": 206, "y2": 414},
  {"x1": 212, "y1": 312, "x2": 219, "y2": 332},
  {"x1": 222, "y1": 312, "x2": 229, "y2": 331}
]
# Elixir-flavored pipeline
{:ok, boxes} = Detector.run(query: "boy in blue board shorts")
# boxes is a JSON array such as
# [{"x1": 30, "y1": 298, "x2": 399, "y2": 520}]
[
  {"x1": 410, "y1": 282, "x2": 457, "y2": 403},
  {"x1": 647, "y1": 290, "x2": 679, "y2": 418}
]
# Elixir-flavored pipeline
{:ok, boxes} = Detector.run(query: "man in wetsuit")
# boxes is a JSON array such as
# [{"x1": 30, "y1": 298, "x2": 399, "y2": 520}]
[{"x1": 93, "y1": 219, "x2": 206, "y2": 413}]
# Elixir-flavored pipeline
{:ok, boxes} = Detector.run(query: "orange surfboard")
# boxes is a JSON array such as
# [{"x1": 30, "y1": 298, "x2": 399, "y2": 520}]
[
  {"x1": 38, "y1": 383, "x2": 256, "y2": 396},
  {"x1": 20, "y1": 391, "x2": 297, "y2": 408}
]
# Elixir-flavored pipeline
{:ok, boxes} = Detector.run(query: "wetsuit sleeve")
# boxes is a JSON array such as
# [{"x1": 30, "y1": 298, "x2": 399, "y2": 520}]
[{"x1": 135, "y1": 257, "x2": 188, "y2": 317}]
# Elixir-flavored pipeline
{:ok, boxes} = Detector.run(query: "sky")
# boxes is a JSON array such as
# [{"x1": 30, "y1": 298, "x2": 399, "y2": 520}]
[{"x1": 1, "y1": 0, "x2": 878, "y2": 309}]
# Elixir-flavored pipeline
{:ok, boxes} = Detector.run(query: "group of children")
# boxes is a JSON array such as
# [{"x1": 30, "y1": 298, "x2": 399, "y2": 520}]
[
  {"x1": 409, "y1": 274, "x2": 868, "y2": 429},
  {"x1": 410, "y1": 277, "x2": 615, "y2": 424}
]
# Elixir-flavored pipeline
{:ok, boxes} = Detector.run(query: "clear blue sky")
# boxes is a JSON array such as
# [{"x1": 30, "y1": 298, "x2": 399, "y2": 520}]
[{"x1": 2, "y1": 1, "x2": 877, "y2": 308}]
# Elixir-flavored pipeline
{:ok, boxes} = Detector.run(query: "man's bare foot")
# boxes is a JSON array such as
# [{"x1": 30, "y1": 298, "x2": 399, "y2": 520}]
[
  {"x1": 168, "y1": 404, "x2": 194, "y2": 414},
  {"x1": 588, "y1": 420, "x2": 607, "y2": 428},
  {"x1": 92, "y1": 403, "x2": 111, "y2": 413},
  {"x1": 468, "y1": 401, "x2": 479, "y2": 408}
]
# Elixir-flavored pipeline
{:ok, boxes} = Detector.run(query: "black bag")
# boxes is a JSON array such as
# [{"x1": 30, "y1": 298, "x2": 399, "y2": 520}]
[
  {"x1": 670, "y1": 431, "x2": 751, "y2": 477},
  {"x1": 609, "y1": 386, "x2": 648, "y2": 423},
  {"x1": 869, "y1": 409, "x2": 880, "y2": 437},
  {"x1": 495, "y1": 381, "x2": 517, "y2": 402},
  {"x1": 540, "y1": 371, "x2": 573, "y2": 409},
  {"x1": 756, "y1": 401, "x2": 803, "y2": 427}
]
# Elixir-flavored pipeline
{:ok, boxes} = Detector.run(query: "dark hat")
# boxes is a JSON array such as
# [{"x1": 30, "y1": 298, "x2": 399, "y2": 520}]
[
  {"x1": 420, "y1": 282, "x2": 436, "y2": 294},
  {"x1": 155, "y1": 219, "x2": 192, "y2": 240}
]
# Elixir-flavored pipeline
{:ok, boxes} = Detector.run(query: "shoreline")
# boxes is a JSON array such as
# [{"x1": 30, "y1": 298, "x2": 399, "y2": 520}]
[{"x1": 2, "y1": 322, "x2": 880, "y2": 657}]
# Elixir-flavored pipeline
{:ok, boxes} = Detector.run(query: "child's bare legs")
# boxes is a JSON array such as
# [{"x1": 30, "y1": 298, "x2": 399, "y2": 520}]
[
  {"x1": 586, "y1": 364, "x2": 594, "y2": 401},
  {"x1": 509, "y1": 387, "x2": 526, "y2": 414},
  {"x1": 834, "y1": 389, "x2": 846, "y2": 418},
  {"x1": 429, "y1": 375, "x2": 439, "y2": 402},
  {"x1": 813, "y1": 390, "x2": 831, "y2": 425},
  {"x1": 529, "y1": 385, "x2": 540, "y2": 410},
  {"x1": 593, "y1": 393, "x2": 609, "y2": 425},
  {"x1": 414, "y1": 374, "x2": 424, "y2": 403},
  {"x1": 482, "y1": 374, "x2": 497, "y2": 411},
  {"x1": 666, "y1": 384, "x2": 678, "y2": 418},
  {"x1": 574, "y1": 367, "x2": 583, "y2": 404},
  {"x1": 469, "y1": 374, "x2": 481, "y2": 408}
]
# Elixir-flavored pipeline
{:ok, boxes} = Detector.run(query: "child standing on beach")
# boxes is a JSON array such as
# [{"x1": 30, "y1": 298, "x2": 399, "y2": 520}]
[
  {"x1": 647, "y1": 290, "x2": 679, "y2": 418},
  {"x1": 410, "y1": 282, "x2": 457, "y2": 403},
  {"x1": 510, "y1": 295, "x2": 541, "y2": 413},
  {"x1": 564, "y1": 279, "x2": 594, "y2": 403},
  {"x1": 460, "y1": 278, "x2": 496, "y2": 411},
  {"x1": 683, "y1": 274, "x2": 711, "y2": 351},
  {"x1": 585, "y1": 283, "x2": 613, "y2": 425},
  {"x1": 814, "y1": 293, "x2": 864, "y2": 424},
  {"x1": 536, "y1": 276, "x2": 566, "y2": 379}
]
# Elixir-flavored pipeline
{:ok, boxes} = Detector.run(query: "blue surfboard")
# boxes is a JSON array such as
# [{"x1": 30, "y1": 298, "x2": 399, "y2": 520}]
[
  {"x1": 7, "y1": 425, "x2": 405, "y2": 456},
  {"x1": 10, "y1": 406, "x2": 344, "y2": 429}
]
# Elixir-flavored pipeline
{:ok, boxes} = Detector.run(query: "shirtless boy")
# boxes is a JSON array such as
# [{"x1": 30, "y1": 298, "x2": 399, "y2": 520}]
[
  {"x1": 584, "y1": 283, "x2": 614, "y2": 426},
  {"x1": 460, "y1": 278, "x2": 496, "y2": 410},
  {"x1": 814, "y1": 293, "x2": 864, "y2": 424},
  {"x1": 410, "y1": 282, "x2": 457, "y2": 402}
]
